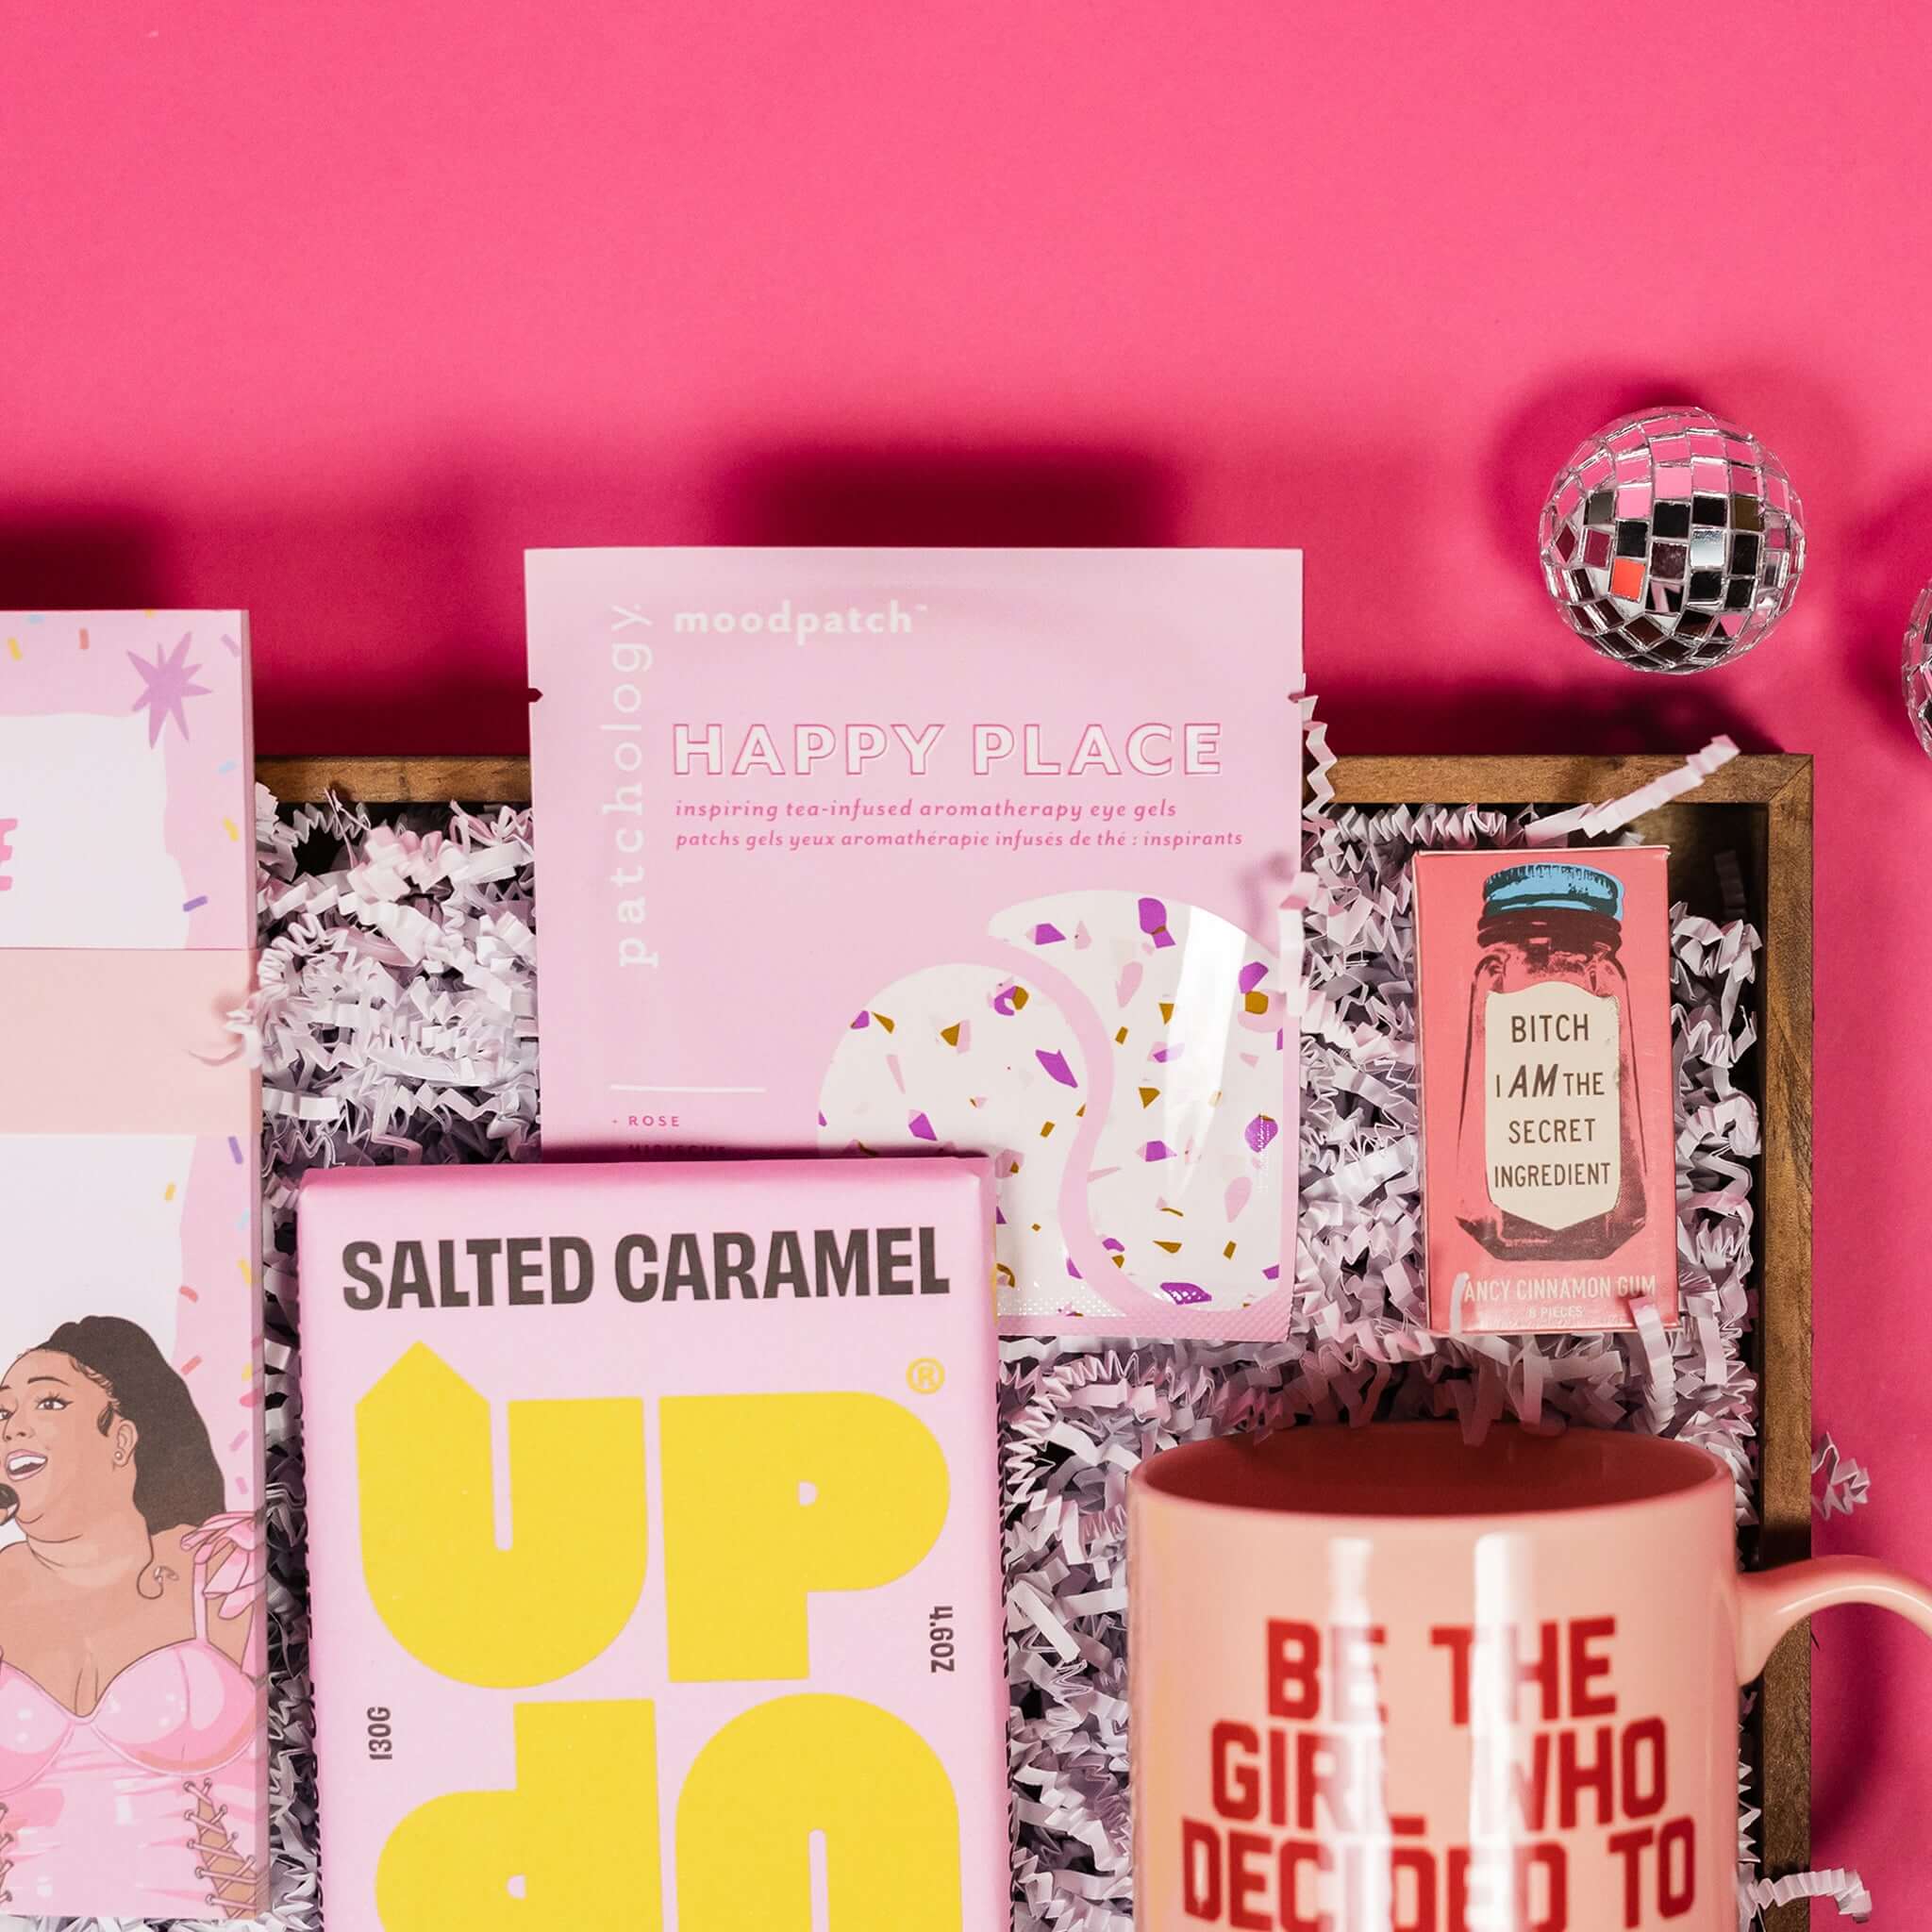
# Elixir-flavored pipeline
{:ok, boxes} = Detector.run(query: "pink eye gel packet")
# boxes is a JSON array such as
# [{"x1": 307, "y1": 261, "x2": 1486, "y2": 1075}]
[{"x1": 527, "y1": 547, "x2": 1305, "y2": 1337}]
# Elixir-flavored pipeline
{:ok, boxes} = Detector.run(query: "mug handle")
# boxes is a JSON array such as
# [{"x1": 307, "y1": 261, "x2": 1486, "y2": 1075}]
[{"x1": 1738, "y1": 1557, "x2": 1932, "y2": 1682}]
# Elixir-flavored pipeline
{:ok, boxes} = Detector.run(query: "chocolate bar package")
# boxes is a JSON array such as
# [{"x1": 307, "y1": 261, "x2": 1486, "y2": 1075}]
[{"x1": 298, "y1": 1157, "x2": 1008, "y2": 1929}]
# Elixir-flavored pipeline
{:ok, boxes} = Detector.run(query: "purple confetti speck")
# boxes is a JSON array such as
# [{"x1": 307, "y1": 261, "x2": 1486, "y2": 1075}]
[
  {"x1": 850, "y1": 1010, "x2": 871, "y2": 1029},
  {"x1": 992, "y1": 983, "x2": 1022, "y2": 1016},
  {"x1": 1142, "y1": 1140, "x2": 1172, "y2": 1160},
  {"x1": 226, "y1": 1136, "x2": 242, "y2": 1164},
  {"x1": 1240, "y1": 960, "x2": 1269, "y2": 993},
  {"x1": 1245, "y1": 1114, "x2": 1279, "y2": 1154},
  {"x1": 1159, "y1": 1280, "x2": 1211, "y2": 1306},
  {"x1": 1065, "y1": 1256, "x2": 1082, "y2": 1278},
  {"x1": 1036, "y1": 1047, "x2": 1078, "y2": 1088},
  {"x1": 181, "y1": 894, "x2": 208, "y2": 913},
  {"x1": 1262, "y1": 1264, "x2": 1280, "y2": 1280},
  {"x1": 1139, "y1": 894, "x2": 1176, "y2": 949},
  {"x1": 908, "y1": 1111, "x2": 937, "y2": 1141},
  {"x1": 1033, "y1": 922, "x2": 1066, "y2": 945},
  {"x1": 817, "y1": 1111, "x2": 827, "y2": 1126}
]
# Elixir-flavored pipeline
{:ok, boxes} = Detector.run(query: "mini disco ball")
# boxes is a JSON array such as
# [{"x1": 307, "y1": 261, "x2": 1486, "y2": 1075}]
[
  {"x1": 1538, "y1": 407, "x2": 1805, "y2": 673},
  {"x1": 1905, "y1": 582, "x2": 1932, "y2": 757}
]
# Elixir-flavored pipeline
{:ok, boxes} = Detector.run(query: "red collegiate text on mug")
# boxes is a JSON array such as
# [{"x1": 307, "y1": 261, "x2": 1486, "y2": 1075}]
[{"x1": 1129, "y1": 1424, "x2": 1932, "y2": 1931}]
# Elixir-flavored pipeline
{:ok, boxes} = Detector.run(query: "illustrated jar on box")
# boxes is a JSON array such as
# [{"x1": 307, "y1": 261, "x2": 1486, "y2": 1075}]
[{"x1": 1453, "y1": 862, "x2": 1651, "y2": 1261}]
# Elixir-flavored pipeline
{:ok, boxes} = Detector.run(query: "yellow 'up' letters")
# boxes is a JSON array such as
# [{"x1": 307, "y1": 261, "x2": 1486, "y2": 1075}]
[
  {"x1": 361, "y1": 1363, "x2": 962, "y2": 1924},
  {"x1": 676, "y1": 1694, "x2": 960, "y2": 1930},
  {"x1": 376, "y1": 1700, "x2": 660, "y2": 1927},
  {"x1": 659, "y1": 1391, "x2": 949, "y2": 1680},
  {"x1": 357, "y1": 1344, "x2": 648, "y2": 1687}
]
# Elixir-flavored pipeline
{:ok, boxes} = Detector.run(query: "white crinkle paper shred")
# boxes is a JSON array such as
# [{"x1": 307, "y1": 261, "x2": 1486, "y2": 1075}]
[
  {"x1": 30, "y1": 772, "x2": 1853, "y2": 1930},
  {"x1": 1814, "y1": 1432, "x2": 1874, "y2": 1521}
]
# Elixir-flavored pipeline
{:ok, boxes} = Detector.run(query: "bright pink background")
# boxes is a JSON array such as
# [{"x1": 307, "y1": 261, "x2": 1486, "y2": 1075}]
[{"x1": 3, "y1": 1, "x2": 1926, "y2": 1911}]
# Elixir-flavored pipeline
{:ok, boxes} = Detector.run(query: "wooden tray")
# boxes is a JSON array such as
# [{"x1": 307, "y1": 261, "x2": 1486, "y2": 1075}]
[{"x1": 258, "y1": 750, "x2": 1815, "y2": 1921}]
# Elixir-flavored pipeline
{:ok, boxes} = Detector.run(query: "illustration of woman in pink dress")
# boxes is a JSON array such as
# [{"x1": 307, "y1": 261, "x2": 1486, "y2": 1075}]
[{"x1": 0, "y1": 1315, "x2": 264, "y2": 1918}]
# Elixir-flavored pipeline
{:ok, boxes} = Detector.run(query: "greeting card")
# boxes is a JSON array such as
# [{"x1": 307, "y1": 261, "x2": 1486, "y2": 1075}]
[{"x1": 0, "y1": 611, "x2": 264, "y2": 1919}]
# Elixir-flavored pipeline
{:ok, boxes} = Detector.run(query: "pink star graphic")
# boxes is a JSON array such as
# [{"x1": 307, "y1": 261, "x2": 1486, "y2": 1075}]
[{"x1": 127, "y1": 632, "x2": 211, "y2": 746}]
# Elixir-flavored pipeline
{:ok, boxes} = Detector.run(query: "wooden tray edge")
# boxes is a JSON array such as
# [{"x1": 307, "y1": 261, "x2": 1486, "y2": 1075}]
[{"x1": 256, "y1": 748, "x2": 1817, "y2": 1907}]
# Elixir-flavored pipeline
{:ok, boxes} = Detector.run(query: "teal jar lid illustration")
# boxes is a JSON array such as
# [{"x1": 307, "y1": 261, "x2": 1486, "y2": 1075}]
[{"x1": 1480, "y1": 861, "x2": 1624, "y2": 922}]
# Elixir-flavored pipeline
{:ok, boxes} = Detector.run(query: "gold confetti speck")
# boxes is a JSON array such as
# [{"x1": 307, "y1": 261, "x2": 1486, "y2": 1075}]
[
  {"x1": 1139, "y1": 1086, "x2": 1159, "y2": 1107},
  {"x1": 1224, "y1": 1241, "x2": 1238, "y2": 1257},
  {"x1": 223, "y1": 817, "x2": 240, "y2": 842},
  {"x1": 1158, "y1": 1001, "x2": 1174, "y2": 1023},
  {"x1": 1040, "y1": 1121, "x2": 1055, "y2": 1138},
  {"x1": 163, "y1": 1182, "x2": 177, "y2": 1202},
  {"x1": 238, "y1": 1258, "x2": 253, "y2": 1284},
  {"x1": 940, "y1": 1023, "x2": 961, "y2": 1046},
  {"x1": 5, "y1": 638, "x2": 19, "y2": 662},
  {"x1": 1243, "y1": 991, "x2": 1271, "y2": 1016},
  {"x1": 1115, "y1": 1026, "x2": 1129, "y2": 1043},
  {"x1": 873, "y1": 1012, "x2": 895, "y2": 1033},
  {"x1": 1154, "y1": 1239, "x2": 1182, "y2": 1254}
]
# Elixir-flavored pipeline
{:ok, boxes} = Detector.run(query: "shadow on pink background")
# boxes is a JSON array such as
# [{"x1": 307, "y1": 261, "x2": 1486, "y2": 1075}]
[{"x1": 4, "y1": 0, "x2": 1929, "y2": 1913}]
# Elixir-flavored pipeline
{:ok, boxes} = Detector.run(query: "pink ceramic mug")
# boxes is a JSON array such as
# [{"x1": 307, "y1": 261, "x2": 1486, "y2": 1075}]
[{"x1": 1129, "y1": 1424, "x2": 1932, "y2": 1931}]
